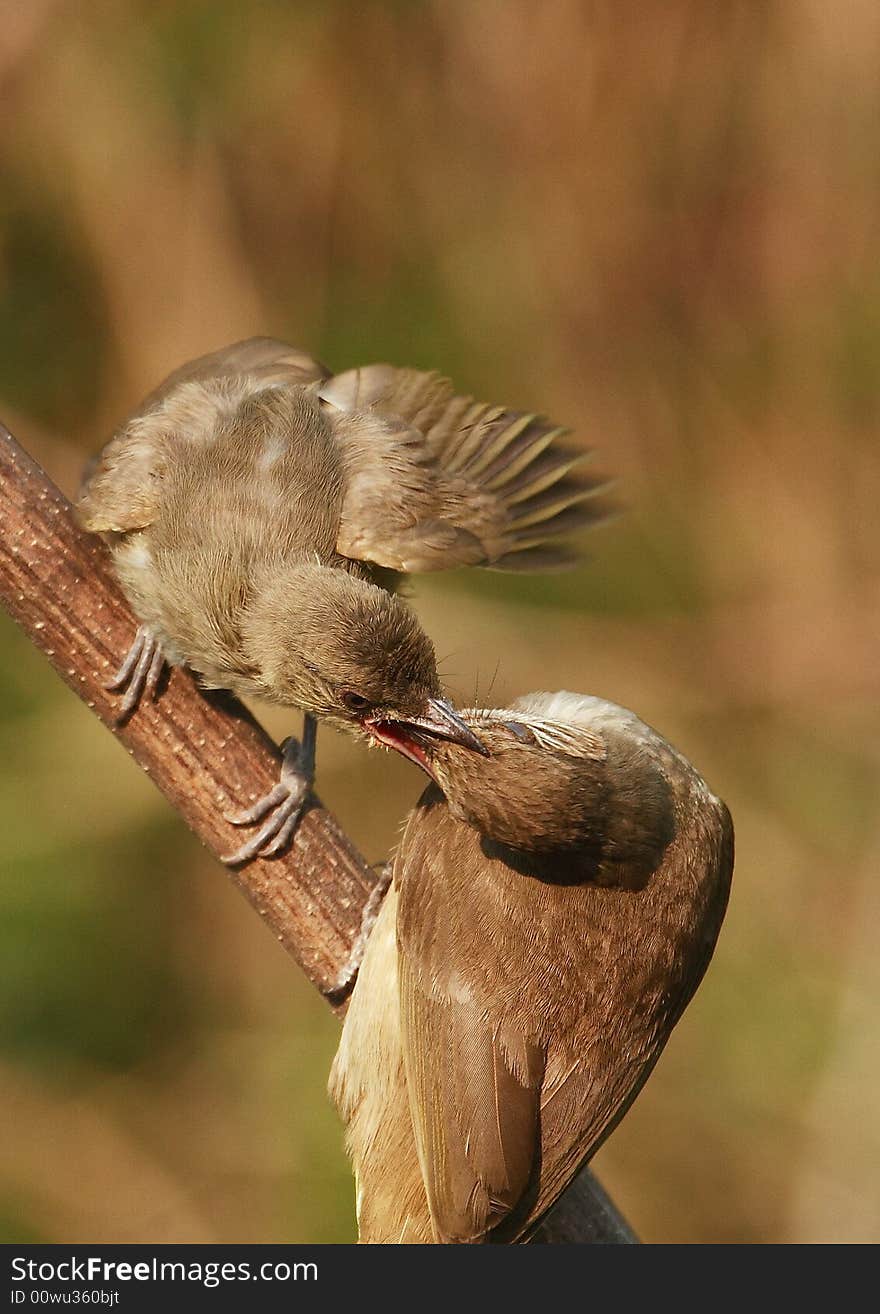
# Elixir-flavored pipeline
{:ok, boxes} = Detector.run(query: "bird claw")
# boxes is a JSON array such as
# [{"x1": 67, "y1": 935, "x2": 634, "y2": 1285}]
[
  {"x1": 224, "y1": 782, "x2": 289, "y2": 828},
  {"x1": 324, "y1": 863, "x2": 393, "y2": 1001},
  {"x1": 105, "y1": 625, "x2": 166, "y2": 721},
  {"x1": 221, "y1": 785, "x2": 308, "y2": 865},
  {"x1": 221, "y1": 727, "x2": 316, "y2": 866}
]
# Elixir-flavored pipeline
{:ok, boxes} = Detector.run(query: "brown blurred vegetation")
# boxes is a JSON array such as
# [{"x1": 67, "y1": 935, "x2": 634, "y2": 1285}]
[{"x1": 1, "y1": 0, "x2": 878, "y2": 1243}]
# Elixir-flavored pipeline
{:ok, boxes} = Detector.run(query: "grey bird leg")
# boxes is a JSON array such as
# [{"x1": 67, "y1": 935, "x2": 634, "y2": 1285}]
[
  {"x1": 222, "y1": 714, "x2": 317, "y2": 865},
  {"x1": 325, "y1": 863, "x2": 393, "y2": 1001},
  {"x1": 105, "y1": 624, "x2": 167, "y2": 721}
]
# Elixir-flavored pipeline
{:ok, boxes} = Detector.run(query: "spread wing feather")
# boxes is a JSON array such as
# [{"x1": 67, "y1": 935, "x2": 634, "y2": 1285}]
[
  {"x1": 320, "y1": 364, "x2": 609, "y2": 573},
  {"x1": 78, "y1": 340, "x2": 608, "y2": 572}
]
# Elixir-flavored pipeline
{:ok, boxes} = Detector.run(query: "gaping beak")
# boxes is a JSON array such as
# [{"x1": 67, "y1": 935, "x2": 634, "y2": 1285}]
[
  {"x1": 397, "y1": 697, "x2": 490, "y2": 756},
  {"x1": 367, "y1": 697, "x2": 489, "y2": 776}
]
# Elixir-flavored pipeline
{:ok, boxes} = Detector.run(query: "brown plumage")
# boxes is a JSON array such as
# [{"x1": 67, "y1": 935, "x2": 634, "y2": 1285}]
[
  {"x1": 330, "y1": 691, "x2": 734, "y2": 1243},
  {"x1": 77, "y1": 338, "x2": 606, "y2": 863}
]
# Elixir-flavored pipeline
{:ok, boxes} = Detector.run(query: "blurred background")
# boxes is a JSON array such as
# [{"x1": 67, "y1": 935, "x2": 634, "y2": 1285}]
[{"x1": 1, "y1": 0, "x2": 878, "y2": 1244}]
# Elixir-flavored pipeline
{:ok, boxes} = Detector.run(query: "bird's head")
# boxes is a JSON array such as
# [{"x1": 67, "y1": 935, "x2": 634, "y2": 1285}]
[
  {"x1": 414, "y1": 692, "x2": 677, "y2": 886},
  {"x1": 421, "y1": 703, "x2": 603, "y2": 853},
  {"x1": 243, "y1": 563, "x2": 487, "y2": 763}
]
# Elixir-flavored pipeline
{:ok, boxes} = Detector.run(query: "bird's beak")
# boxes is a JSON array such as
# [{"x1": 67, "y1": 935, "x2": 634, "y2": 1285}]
[
  {"x1": 366, "y1": 697, "x2": 489, "y2": 776},
  {"x1": 399, "y1": 697, "x2": 490, "y2": 756}
]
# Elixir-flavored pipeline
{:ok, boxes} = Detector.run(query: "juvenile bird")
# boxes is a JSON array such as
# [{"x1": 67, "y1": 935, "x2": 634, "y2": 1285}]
[
  {"x1": 330, "y1": 691, "x2": 733, "y2": 1243},
  {"x1": 77, "y1": 338, "x2": 607, "y2": 863}
]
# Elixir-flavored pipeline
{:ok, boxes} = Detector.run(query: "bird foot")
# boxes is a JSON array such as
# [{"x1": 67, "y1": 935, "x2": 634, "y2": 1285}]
[
  {"x1": 221, "y1": 732, "x2": 315, "y2": 865},
  {"x1": 324, "y1": 864, "x2": 393, "y2": 1001},
  {"x1": 105, "y1": 625, "x2": 166, "y2": 722}
]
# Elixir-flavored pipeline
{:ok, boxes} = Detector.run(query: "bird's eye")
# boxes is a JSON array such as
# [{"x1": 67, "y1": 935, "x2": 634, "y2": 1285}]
[{"x1": 341, "y1": 690, "x2": 371, "y2": 714}]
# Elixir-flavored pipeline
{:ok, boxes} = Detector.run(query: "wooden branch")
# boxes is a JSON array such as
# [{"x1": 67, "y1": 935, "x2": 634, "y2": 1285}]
[
  {"x1": 0, "y1": 421, "x2": 636, "y2": 1244},
  {"x1": 534, "y1": 1166, "x2": 637, "y2": 1243},
  {"x1": 0, "y1": 423, "x2": 373, "y2": 998}
]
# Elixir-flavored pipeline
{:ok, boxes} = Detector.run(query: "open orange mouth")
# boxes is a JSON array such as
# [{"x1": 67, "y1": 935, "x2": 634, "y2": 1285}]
[{"x1": 367, "y1": 720, "x2": 436, "y2": 779}]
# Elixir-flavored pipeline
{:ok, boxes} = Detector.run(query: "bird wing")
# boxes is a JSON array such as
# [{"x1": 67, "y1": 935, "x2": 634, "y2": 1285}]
[
  {"x1": 397, "y1": 952, "x2": 545, "y2": 1243},
  {"x1": 394, "y1": 812, "x2": 547, "y2": 1243},
  {"x1": 502, "y1": 784, "x2": 735, "y2": 1239},
  {"x1": 77, "y1": 337, "x2": 329, "y2": 533},
  {"x1": 394, "y1": 751, "x2": 734, "y2": 1244},
  {"x1": 320, "y1": 365, "x2": 609, "y2": 573}
]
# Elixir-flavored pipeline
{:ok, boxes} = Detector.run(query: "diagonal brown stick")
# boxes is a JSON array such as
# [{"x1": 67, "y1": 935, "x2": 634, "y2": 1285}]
[
  {"x1": 0, "y1": 422, "x2": 636, "y2": 1244},
  {"x1": 0, "y1": 423, "x2": 374, "y2": 999}
]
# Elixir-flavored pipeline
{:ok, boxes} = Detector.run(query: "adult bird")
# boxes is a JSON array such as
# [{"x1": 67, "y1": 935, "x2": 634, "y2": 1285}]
[
  {"x1": 77, "y1": 339, "x2": 607, "y2": 863},
  {"x1": 330, "y1": 691, "x2": 733, "y2": 1243}
]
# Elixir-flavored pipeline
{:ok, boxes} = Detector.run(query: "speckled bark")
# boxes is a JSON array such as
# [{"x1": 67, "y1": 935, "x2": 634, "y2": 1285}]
[{"x1": 0, "y1": 422, "x2": 375, "y2": 998}]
